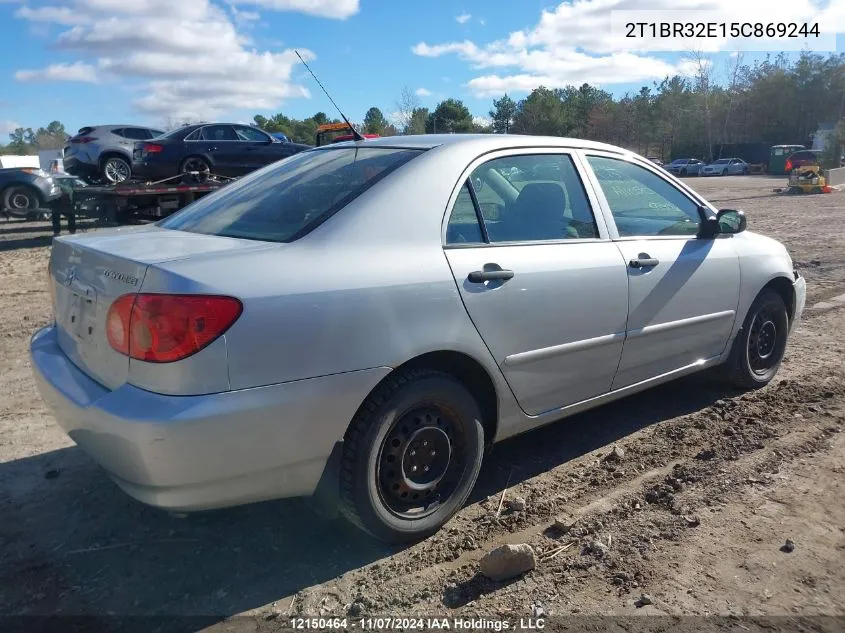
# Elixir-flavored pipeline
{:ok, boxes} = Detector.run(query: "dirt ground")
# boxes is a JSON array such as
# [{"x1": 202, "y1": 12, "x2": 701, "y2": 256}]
[{"x1": 0, "y1": 176, "x2": 843, "y2": 632}]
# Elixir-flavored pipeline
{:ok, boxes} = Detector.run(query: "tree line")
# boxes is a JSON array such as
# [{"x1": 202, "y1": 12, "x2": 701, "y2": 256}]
[
  {"x1": 252, "y1": 52, "x2": 844, "y2": 166},
  {"x1": 3, "y1": 52, "x2": 843, "y2": 165}
]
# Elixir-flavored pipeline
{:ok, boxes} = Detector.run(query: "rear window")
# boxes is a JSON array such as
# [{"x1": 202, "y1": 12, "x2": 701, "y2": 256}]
[{"x1": 158, "y1": 147, "x2": 424, "y2": 242}]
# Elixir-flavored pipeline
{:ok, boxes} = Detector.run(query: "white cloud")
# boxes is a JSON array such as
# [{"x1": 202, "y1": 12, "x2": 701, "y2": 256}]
[
  {"x1": 455, "y1": 13, "x2": 471, "y2": 24},
  {"x1": 15, "y1": 61, "x2": 100, "y2": 83},
  {"x1": 12, "y1": 0, "x2": 324, "y2": 121},
  {"x1": 0, "y1": 120, "x2": 21, "y2": 139},
  {"x1": 415, "y1": 87, "x2": 432, "y2": 97},
  {"x1": 227, "y1": 0, "x2": 359, "y2": 19},
  {"x1": 414, "y1": 0, "x2": 844, "y2": 96},
  {"x1": 479, "y1": 18, "x2": 485, "y2": 26}
]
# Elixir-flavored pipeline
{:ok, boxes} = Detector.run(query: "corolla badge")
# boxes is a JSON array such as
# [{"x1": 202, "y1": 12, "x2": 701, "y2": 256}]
[
  {"x1": 64, "y1": 266, "x2": 76, "y2": 287},
  {"x1": 102, "y1": 269, "x2": 139, "y2": 286}
]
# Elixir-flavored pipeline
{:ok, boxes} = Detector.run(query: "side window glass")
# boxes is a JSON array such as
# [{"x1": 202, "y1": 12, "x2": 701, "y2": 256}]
[
  {"x1": 587, "y1": 155, "x2": 701, "y2": 237},
  {"x1": 184, "y1": 128, "x2": 202, "y2": 141},
  {"x1": 469, "y1": 154, "x2": 598, "y2": 243},
  {"x1": 235, "y1": 126, "x2": 271, "y2": 142},
  {"x1": 201, "y1": 125, "x2": 238, "y2": 141},
  {"x1": 446, "y1": 183, "x2": 484, "y2": 244}
]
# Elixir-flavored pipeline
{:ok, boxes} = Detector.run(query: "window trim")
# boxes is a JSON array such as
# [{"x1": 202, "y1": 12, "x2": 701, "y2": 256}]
[
  {"x1": 441, "y1": 147, "x2": 614, "y2": 249},
  {"x1": 233, "y1": 125, "x2": 272, "y2": 143},
  {"x1": 198, "y1": 124, "x2": 240, "y2": 142},
  {"x1": 578, "y1": 149, "x2": 717, "y2": 242}
]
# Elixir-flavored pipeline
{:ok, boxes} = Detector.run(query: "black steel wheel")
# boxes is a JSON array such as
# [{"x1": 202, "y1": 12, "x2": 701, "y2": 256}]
[
  {"x1": 724, "y1": 288, "x2": 789, "y2": 389},
  {"x1": 339, "y1": 368, "x2": 485, "y2": 543},
  {"x1": 2, "y1": 185, "x2": 39, "y2": 211},
  {"x1": 180, "y1": 156, "x2": 211, "y2": 183}
]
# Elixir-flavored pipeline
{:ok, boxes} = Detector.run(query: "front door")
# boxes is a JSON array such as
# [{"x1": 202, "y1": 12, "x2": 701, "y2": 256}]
[
  {"x1": 583, "y1": 153, "x2": 741, "y2": 389},
  {"x1": 443, "y1": 151, "x2": 629, "y2": 416},
  {"x1": 198, "y1": 124, "x2": 242, "y2": 176}
]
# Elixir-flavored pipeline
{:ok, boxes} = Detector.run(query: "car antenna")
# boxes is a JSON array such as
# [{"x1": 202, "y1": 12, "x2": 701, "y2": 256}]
[{"x1": 295, "y1": 50, "x2": 365, "y2": 142}]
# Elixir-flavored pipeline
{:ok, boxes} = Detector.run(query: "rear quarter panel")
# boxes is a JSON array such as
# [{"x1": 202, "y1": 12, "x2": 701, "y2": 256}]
[{"x1": 142, "y1": 144, "x2": 525, "y2": 439}]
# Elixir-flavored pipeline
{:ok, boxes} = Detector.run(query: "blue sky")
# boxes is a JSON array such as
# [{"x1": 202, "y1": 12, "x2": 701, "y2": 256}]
[{"x1": 0, "y1": 0, "x2": 842, "y2": 138}]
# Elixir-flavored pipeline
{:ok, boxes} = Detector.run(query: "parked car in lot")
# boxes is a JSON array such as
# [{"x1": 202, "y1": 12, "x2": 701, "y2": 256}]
[
  {"x1": 784, "y1": 150, "x2": 820, "y2": 173},
  {"x1": 665, "y1": 158, "x2": 705, "y2": 176},
  {"x1": 701, "y1": 157, "x2": 750, "y2": 176},
  {"x1": 132, "y1": 123, "x2": 311, "y2": 182},
  {"x1": 0, "y1": 167, "x2": 61, "y2": 217},
  {"x1": 31, "y1": 134, "x2": 806, "y2": 543},
  {"x1": 64, "y1": 125, "x2": 166, "y2": 184}
]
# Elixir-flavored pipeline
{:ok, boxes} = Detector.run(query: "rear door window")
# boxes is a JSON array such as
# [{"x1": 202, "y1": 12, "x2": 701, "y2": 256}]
[
  {"x1": 159, "y1": 147, "x2": 424, "y2": 242},
  {"x1": 120, "y1": 127, "x2": 152, "y2": 140},
  {"x1": 201, "y1": 125, "x2": 239, "y2": 141}
]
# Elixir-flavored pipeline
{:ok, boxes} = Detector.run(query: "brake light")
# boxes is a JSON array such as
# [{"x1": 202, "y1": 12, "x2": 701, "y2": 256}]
[
  {"x1": 143, "y1": 144, "x2": 163, "y2": 153},
  {"x1": 785, "y1": 159, "x2": 793, "y2": 172},
  {"x1": 106, "y1": 294, "x2": 242, "y2": 363},
  {"x1": 71, "y1": 136, "x2": 97, "y2": 144}
]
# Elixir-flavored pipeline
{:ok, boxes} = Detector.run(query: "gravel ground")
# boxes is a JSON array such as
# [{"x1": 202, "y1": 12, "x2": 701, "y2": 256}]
[{"x1": 0, "y1": 175, "x2": 843, "y2": 632}]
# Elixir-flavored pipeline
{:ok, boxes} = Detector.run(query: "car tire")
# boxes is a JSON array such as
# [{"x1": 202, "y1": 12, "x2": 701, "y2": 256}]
[
  {"x1": 338, "y1": 368, "x2": 485, "y2": 543},
  {"x1": 679, "y1": 169, "x2": 687, "y2": 177},
  {"x1": 722, "y1": 169, "x2": 728, "y2": 176},
  {"x1": 101, "y1": 156, "x2": 132, "y2": 184},
  {"x1": 2, "y1": 185, "x2": 40, "y2": 212},
  {"x1": 723, "y1": 289, "x2": 789, "y2": 389},
  {"x1": 180, "y1": 156, "x2": 211, "y2": 183},
  {"x1": 742, "y1": 167, "x2": 749, "y2": 175}
]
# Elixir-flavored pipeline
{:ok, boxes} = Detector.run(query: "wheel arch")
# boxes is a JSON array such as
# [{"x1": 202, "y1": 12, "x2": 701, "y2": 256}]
[
  {"x1": 762, "y1": 275, "x2": 796, "y2": 322},
  {"x1": 98, "y1": 150, "x2": 131, "y2": 168}
]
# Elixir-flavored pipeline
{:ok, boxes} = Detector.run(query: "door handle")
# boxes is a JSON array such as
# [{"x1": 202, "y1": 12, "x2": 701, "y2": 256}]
[
  {"x1": 207, "y1": 146, "x2": 218, "y2": 152},
  {"x1": 629, "y1": 256, "x2": 659, "y2": 268},
  {"x1": 468, "y1": 269, "x2": 514, "y2": 283}
]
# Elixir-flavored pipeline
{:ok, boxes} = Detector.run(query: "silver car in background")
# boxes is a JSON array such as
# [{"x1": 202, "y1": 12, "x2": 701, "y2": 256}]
[
  {"x1": 64, "y1": 124, "x2": 165, "y2": 184},
  {"x1": 701, "y1": 157, "x2": 750, "y2": 176},
  {"x1": 665, "y1": 158, "x2": 705, "y2": 177},
  {"x1": 31, "y1": 135, "x2": 806, "y2": 543}
]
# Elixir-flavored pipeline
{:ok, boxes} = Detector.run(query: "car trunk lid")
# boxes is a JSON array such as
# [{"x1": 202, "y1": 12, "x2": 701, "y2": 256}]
[{"x1": 49, "y1": 226, "x2": 272, "y2": 390}]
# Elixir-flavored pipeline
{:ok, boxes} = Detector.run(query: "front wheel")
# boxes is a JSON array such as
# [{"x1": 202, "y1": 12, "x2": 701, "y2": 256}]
[
  {"x1": 2, "y1": 185, "x2": 39, "y2": 212},
  {"x1": 679, "y1": 169, "x2": 688, "y2": 177},
  {"x1": 338, "y1": 368, "x2": 485, "y2": 543},
  {"x1": 723, "y1": 289, "x2": 789, "y2": 389}
]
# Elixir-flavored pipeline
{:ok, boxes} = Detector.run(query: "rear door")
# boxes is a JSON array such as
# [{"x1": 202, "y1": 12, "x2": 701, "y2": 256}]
[
  {"x1": 582, "y1": 153, "x2": 741, "y2": 389},
  {"x1": 443, "y1": 150, "x2": 629, "y2": 416},
  {"x1": 198, "y1": 124, "x2": 241, "y2": 176}
]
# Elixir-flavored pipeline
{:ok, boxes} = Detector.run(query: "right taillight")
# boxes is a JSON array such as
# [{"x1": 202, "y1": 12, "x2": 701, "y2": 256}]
[
  {"x1": 142, "y1": 143, "x2": 163, "y2": 153},
  {"x1": 106, "y1": 294, "x2": 242, "y2": 363}
]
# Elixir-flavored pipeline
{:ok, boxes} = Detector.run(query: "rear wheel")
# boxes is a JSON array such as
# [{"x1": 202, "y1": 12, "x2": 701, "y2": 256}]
[
  {"x1": 101, "y1": 156, "x2": 132, "y2": 184},
  {"x1": 679, "y1": 168, "x2": 688, "y2": 177},
  {"x1": 180, "y1": 156, "x2": 211, "y2": 183},
  {"x1": 2, "y1": 185, "x2": 39, "y2": 212},
  {"x1": 723, "y1": 289, "x2": 789, "y2": 389},
  {"x1": 338, "y1": 368, "x2": 485, "y2": 543}
]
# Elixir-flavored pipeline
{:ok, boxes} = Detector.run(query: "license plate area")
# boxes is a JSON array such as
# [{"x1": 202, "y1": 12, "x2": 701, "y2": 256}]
[{"x1": 67, "y1": 287, "x2": 98, "y2": 342}]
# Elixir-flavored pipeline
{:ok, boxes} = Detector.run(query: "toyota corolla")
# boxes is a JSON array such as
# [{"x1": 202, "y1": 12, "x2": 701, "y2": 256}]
[{"x1": 30, "y1": 135, "x2": 806, "y2": 543}]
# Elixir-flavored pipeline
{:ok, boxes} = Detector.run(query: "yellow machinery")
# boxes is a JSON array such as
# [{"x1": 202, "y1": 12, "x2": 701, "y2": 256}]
[{"x1": 787, "y1": 165, "x2": 832, "y2": 194}]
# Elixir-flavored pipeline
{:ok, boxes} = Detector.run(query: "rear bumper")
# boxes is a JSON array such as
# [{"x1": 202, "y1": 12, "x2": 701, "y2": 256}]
[{"x1": 30, "y1": 325, "x2": 390, "y2": 511}]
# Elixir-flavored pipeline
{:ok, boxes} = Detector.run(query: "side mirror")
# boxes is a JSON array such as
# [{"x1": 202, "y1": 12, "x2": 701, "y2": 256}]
[{"x1": 717, "y1": 209, "x2": 747, "y2": 234}]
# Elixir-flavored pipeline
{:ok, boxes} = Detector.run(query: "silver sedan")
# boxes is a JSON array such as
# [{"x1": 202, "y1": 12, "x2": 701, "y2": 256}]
[
  {"x1": 31, "y1": 135, "x2": 806, "y2": 542},
  {"x1": 701, "y1": 157, "x2": 750, "y2": 176}
]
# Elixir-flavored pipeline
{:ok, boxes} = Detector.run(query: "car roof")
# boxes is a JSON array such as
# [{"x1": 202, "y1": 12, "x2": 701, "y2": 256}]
[{"x1": 316, "y1": 133, "x2": 628, "y2": 154}]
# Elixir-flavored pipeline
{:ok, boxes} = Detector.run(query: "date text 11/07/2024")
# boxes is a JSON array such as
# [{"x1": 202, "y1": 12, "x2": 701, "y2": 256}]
[
  {"x1": 625, "y1": 22, "x2": 821, "y2": 39},
  {"x1": 288, "y1": 617, "x2": 547, "y2": 630}
]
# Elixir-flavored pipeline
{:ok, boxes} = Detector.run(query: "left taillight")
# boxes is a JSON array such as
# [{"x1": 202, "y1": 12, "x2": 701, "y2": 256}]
[
  {"x1": 142, "y1": 143, "x2": 163, "y2": 153},
  {"x1": 106, "y1": 294, "x2": 242, "y2": 363}
]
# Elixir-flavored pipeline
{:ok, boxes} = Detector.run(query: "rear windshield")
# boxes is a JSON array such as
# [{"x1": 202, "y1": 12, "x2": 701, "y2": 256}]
[{"x1": 158, "y1": 147, "x2": 424, "y2": 242}]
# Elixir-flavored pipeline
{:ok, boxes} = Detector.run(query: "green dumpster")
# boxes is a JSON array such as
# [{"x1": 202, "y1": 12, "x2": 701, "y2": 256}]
[{"x1": 769, "y1": 145, "x2": 805, "y2": 175}]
